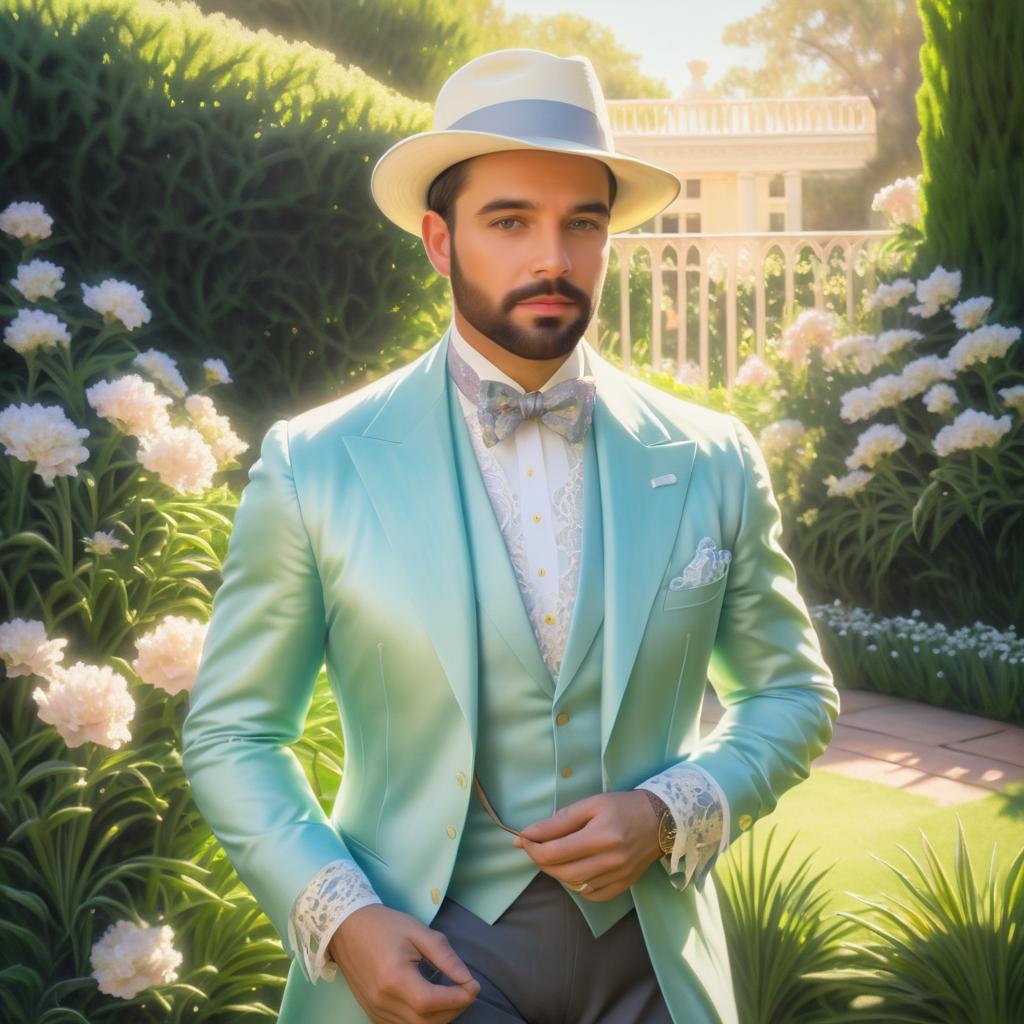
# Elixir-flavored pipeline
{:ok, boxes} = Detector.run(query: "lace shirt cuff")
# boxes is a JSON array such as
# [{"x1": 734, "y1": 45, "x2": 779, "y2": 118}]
[
  {"x1": 634, "y1": 762, "x2": 729, "y2": 888},
  {"x1": 287, "y1": 857, "x2": 383, "y2": 984}
]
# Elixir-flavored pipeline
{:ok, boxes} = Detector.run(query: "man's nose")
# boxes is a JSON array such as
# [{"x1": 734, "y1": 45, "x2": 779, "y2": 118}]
[{"x1": 530, "y1": 222, "x2": 572, "y2": 278}]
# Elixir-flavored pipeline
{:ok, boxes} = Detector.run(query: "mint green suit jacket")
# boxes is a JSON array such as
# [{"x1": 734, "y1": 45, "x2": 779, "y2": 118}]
[{"x1": 181, "y1": 326, "x2": 840, "y2": 1023}]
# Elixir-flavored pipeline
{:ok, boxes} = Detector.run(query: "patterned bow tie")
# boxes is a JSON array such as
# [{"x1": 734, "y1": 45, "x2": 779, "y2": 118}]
[{"x1": 447, "y1": 335, "x2": 596, "y2": 448}]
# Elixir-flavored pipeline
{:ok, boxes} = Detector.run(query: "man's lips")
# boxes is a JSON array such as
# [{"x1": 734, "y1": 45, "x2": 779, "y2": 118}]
[{"x1": 518, "y1": 298, "x2": 575, "y2": 308}]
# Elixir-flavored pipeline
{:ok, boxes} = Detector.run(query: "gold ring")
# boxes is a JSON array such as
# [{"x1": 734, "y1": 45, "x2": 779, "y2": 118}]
[{"x1": 571, "y1": 881, "x2": 591, "y2": 893}]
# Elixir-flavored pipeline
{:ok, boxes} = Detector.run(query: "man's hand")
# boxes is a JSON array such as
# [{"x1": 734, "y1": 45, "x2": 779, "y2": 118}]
[
  {"x1": 328, "y1": 904, "x2": 481, "y2": 1023},
  {"x1": 512, "y1": 791, "x2": 663, "y2": 900}
]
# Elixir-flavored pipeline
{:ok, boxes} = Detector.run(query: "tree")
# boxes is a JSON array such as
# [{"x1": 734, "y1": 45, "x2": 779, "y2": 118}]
[{"x1": 717, "y1": 0, "x2": 924, "y2": 228}]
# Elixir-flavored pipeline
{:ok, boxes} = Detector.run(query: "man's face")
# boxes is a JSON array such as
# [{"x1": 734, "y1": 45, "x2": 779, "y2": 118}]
[{"x1": 437, "y1": 149, "x2": 612, "y2": 361}]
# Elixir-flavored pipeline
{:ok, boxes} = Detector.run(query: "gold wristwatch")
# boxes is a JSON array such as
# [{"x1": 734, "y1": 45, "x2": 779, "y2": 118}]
[{"x1": 640, "y1": 790, "x2": 677, "y2": 855}]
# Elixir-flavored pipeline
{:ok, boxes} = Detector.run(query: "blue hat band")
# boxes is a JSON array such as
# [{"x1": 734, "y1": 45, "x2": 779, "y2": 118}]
[{"x1": 446, "y1": 98, "x2": 611, "y2": 151}]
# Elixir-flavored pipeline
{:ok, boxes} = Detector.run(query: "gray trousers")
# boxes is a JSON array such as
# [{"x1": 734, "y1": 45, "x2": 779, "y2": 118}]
[{"x1": 418, "y1": 871, "x2": 673, "y2": 1023}]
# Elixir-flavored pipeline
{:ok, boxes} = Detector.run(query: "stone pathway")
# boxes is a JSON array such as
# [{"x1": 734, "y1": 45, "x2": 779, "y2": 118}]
[{"x1": 699, "y1": 686, "x2": 1024, "y2": 806}]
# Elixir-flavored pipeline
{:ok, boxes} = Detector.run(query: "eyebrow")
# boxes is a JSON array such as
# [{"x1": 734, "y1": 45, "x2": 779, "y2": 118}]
[{"x1": 475, "y1": 198, "x2": 611, "y2": 219}]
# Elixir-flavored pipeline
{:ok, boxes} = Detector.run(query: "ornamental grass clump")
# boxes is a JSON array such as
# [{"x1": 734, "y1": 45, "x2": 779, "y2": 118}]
[
  {"x1": 714, "y1": 824, "x2": 858, "y2": 1024},
  {"x1": 833, "y1": 818, "x2": 1024, "y2": 1024}
]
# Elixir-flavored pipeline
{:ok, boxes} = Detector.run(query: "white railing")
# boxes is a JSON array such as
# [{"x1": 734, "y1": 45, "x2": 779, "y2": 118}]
[
  {"x1": 606, "y1": 96, "x2": 877, "y2": 136},
  {"x1": 590, "y1": 230, "x2": 895, "y2": 387}
]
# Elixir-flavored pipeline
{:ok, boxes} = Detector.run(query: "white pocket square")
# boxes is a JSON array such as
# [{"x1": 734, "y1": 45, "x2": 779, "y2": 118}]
[{"x1": 668, "y1": 536, "x2": 732, "y2": 590}]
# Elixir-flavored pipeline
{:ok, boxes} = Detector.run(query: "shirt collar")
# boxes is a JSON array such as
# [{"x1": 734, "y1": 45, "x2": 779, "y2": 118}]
[{"x1": 448, "y1": 309, "x2": 589, "y2": 394}]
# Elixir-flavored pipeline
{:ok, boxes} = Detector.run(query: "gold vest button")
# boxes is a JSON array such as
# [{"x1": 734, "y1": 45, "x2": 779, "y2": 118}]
[
  {"x1": 456, "y1": 771, "x2": 467, "y2": 789},
  {"x1": 447, "y1": 826, "x2": 457, "y2": 839},
  {"x1": 738, "y1": 814, "x2": 753, "y2": 831},
  {"x1": 561, "y1": 766, "x2": 573, "y2": 778},
  {"x1": 556, "y1": 712, "x2": 570, "y2": 726},
  {"x1": 431, "y1": 888, "x2": 441, "y2": 904}
]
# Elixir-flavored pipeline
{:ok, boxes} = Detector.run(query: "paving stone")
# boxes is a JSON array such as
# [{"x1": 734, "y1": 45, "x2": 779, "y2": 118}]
[
  {"x1": 947, "y1": 727, "x2": 1024, "y2": 769},
  {"x1": 811, "y1": 748, "x2": 992, "y2": 806},
  {"x1": 836, "y1": 703, "x2": 1006, "y2": 746},
  {"x1": 834, "y1": 688, "x2": 908, "y2": 714},
  {"x1": 829, "y1": 723, "x2": 1024, "y2": 793}
]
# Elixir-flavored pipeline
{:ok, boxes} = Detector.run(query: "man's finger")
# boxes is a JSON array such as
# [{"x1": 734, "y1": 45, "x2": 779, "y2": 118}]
[{"x1": 518, "y1": 798, "x2": 596, "y2": 841}]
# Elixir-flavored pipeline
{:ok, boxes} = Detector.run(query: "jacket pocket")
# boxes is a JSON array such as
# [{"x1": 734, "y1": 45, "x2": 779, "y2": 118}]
[{"x1": 661, "y1": 566, "x2": 729, "y2": 611}]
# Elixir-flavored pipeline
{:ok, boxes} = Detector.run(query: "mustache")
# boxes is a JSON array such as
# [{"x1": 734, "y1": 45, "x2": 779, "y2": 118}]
[{"x1": 504, "y1": 279, "x2": 588, "y2": 311}]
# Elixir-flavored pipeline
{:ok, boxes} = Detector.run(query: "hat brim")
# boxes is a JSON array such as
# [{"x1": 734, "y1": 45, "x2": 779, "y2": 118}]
[{"x1": 370, "y1": 129, "x2": 680, "y2": 237}]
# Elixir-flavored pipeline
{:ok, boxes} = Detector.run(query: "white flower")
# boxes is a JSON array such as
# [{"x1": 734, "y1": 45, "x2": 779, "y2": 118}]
[
  {"x1": 136, "y1": 426, "x2": 217, "y2": 494},
  {"x1": 998, "y1": 384, "x2": 1024, "y2": 413},
  {"x1": 845, "y1": 422, "x2": 907, "y2": 470},
  {"x1": 0, "y1": 200, "x2": 53, "y2": 242},
  {"x1": 10, "y1": 259, "x2": 64, "y2": 302},
  {"x1": 758, "y1": 419, "x2": 806, "y2": 457},
  {"x1": 734, "y1": 354, "x2": 774, "y2": 388},
  {"x1": 672, "y1": 360, "x2": 705, "y2": 387},
  {"x1": 0, "y1": 402, "x2": 90, "y2": 486},
  {"x1": 84, "y1": 530, "x2": 128, "y2": 555},
  {"x1": 870, "y1": 176, "x2": 922, "y2": 227},
  {"x1": 90, "y1": 919, "x2": 182, "y2": 998},
  {"x1": 86, "y1": 374, "x2": 173, "y2": 437},
  {"x1": 202, "y1": 357, "x2": 232, "y2": 384},
  {"x1": 779, "y1": 308, "x2": 837, "y2": 368},
  {"x1": 0, "y1": 618, "x2": 67, "y2": 679},
  {"x1": 825, "y1": 469, "x2": 874, "y2": 497},
  {"x1": 867, "y1": 372, "x2": 912, "y2": 410},
  {"x1": 3, "y1": 308, "x2": 72, "y2": 355},
  {"x1": 933, "y1": 409, "x2": 1012, "y2": 457},
  {"x1": 132, "y1": 348, "x2": 188, "y2": 397},
  {"x1": 81, "y1": 279, "x2": 152, "y2": 331},
  {"x1": 875, "y1": 328, "x2": 923, "y2": 360},
  {"x1": 32, "y1": 661, "x2": 135, "y2": 748},
  {"x1": 131, "y1": 615, "x2": 208, "y2": 695},
  {"x1": 951, "y1": 296, "x2": 993, "y2": 331},
  {"x1": 946, "y1": 323, "x2": 1021, "y2": 373},
  {"x1": 830, "y1": 334, "x2": 878, "y2": 374},
  {"x1": 839, "y1": 383, "x2": 883, "y2": 423},
  {"x1": 865, "y1": 278, "x2": 916, "y2": 312},
  {"x1": 184, "y1": 394, "x2": 248, "y2": 466},
  {"x1": 908, "y1": 265, "x2": 961, "y2": 318},
  {"x1": 899, "y1": 355, "x2": 955, "y2": 398},
  {"x1": 924, "y1": 382, "x2": 959, "y2": 414}
]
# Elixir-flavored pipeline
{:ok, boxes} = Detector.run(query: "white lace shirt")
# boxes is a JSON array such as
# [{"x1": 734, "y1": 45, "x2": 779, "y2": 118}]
[{"x1": 287, "y1": 315, "x2": 730, "y2": 984}]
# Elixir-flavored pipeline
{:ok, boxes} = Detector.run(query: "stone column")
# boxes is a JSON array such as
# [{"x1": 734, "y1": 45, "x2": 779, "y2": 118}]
[
  {"x1": 784, "y1": 170, "x2": 803, "y2": 231},
  {"x1": 738, "y1": 172, "x2": 756, "y2": 231}
]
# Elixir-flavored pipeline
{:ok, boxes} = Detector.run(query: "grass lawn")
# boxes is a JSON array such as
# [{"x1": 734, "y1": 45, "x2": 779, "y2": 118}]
[{"x1": 720, "y1": 764, "x2": 1024, "y2": 941}]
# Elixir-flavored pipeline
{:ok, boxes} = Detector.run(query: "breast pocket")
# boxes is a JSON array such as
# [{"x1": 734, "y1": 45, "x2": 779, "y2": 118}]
[{"x1": 661, "y1": 566, "x2": 730, "y2": 611}]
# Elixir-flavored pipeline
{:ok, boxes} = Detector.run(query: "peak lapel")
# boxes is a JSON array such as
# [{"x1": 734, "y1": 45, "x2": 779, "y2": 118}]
[
  {"x1": 342, "y1": 327, "x2": 479, "y2": 746},
  {"x1": 580, "y1": 341, "x2": 699, "y2": 757}
]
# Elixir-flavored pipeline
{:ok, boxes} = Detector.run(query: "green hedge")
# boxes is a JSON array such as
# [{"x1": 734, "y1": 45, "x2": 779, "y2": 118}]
[
  {"x1": 1, "y1": 0, "x2": 451, "y2": 439},
  {"x1": 915, "y1": 0, "x2": 1024, "y2": 328}
]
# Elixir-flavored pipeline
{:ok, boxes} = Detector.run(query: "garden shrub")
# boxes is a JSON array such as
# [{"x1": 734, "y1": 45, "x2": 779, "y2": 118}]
[{"x1": 0, "y1": 0, "x2": 450, "y2": 444}]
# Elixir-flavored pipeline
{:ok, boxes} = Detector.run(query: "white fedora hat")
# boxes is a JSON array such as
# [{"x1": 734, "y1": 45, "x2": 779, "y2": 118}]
[{"x1": 370, "y1": 48, "x2": 681, "y2": 236}]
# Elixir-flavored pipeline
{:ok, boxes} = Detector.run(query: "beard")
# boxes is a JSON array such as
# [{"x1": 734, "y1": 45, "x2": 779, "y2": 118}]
[{"x1": 449, "y1": 238, "x2": 596, "y2": 361}]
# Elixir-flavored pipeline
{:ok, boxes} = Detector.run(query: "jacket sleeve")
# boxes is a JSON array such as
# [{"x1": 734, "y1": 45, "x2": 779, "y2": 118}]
[
  {"x1": 181, "y1": 418, "x2": 362, "y2": 978},
  {"x1": 659, "y1": 417, "x2": 840, "y2": 883}
]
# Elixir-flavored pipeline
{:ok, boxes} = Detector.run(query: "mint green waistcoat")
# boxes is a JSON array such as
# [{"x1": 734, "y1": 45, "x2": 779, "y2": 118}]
[{"x1": 442, "y1": 374, "x2": 636, "y2": 938}]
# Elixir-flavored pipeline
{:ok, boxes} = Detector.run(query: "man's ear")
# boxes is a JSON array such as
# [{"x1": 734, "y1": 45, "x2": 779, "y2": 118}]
[{"x1": 421, "y1": 210, "x2": 451, "y2": 278}]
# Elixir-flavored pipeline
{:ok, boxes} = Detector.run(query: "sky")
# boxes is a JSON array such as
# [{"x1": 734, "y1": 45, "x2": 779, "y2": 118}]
[{"x1": 499, "y1": 0, "x2": 769, "y2": 96}]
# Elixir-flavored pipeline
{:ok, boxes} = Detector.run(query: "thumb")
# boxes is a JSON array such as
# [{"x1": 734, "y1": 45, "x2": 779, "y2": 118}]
[
  {"x1": 519, "y1": 800, "x2": 593, "y2": 842},
  {"x1": 412, "y1": 925, "x2": 477, "y2": 989}
]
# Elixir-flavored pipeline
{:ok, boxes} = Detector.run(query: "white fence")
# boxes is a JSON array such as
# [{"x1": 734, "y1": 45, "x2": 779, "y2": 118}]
[
  {"x1": 606, "y1": 96, "x2": 877, "y2": 137},
  {"x1": 588, "y1": 230, "x2": 895, "y2": 386}
]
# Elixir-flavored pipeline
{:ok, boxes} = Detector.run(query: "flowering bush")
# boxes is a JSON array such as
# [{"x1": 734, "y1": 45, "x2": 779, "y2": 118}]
[
  {"x1": 715, "y1": 173, "x2": 1023, "y2": 634},
  {"x1": 0, "y1": 200, "x2": 280, "y2": 1020}
]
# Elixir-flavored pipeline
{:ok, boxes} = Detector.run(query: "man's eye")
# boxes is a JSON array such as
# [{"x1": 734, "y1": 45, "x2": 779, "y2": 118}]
[
  {"x1": 570, "y1": 220, "x2": 599, "y2": 230},
  {"x1": 492, "y1": 217, "x2": 521, "y2": 229}
]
